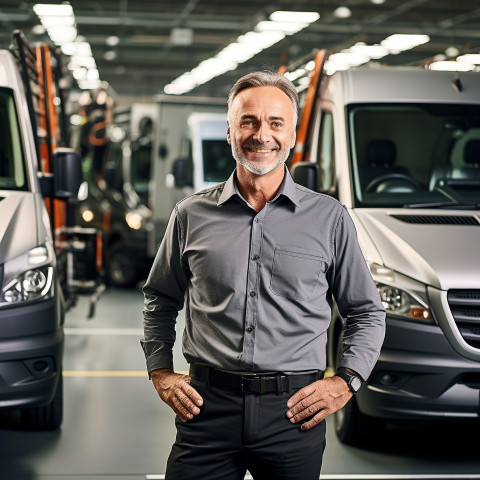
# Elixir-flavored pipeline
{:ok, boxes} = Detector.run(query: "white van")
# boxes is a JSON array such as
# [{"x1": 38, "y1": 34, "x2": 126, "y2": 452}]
[{"x1": 292, "y1": 63, "x2": 480, "y2": 445}]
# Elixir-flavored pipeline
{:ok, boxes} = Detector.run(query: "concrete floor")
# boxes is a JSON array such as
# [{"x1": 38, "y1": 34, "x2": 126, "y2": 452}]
[{"x1": 0, "y1": 286, "x2": 479, "y2": 480}]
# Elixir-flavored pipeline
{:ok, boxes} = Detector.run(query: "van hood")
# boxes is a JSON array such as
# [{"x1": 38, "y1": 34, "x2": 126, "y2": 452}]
[
  {"x1": 353, "y1": 209, "x2": 480, "y2": 290},
  {"x1": 0, "y1": 192, "x2": 39, "y2": 263}
]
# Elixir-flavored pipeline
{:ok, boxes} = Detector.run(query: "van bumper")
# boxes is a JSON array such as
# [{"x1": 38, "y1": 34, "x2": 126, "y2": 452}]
[
  {"x1": 0, "y1": 298, "x2": 63, "y2": 410},
  {"x1": 357, "y1": 317, "x2": 480, "y2": 420}
]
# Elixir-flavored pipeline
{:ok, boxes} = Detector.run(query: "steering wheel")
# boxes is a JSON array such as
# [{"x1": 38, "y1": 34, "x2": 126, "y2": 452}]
[{"x1": 365, "y1": 173, "x2": 423, "y2": 193}]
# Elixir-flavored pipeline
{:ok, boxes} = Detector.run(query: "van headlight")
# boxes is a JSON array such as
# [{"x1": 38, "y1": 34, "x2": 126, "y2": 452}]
[
  {"x1": 1, "y1": 246, "x2": 55, "y2": 306},
  {"x1": 370, "y1": 263, "x2": 433, "y2": 324}
]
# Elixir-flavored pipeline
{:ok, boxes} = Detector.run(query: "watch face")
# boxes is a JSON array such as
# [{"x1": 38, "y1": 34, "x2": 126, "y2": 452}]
[{"x1": 351, "y1": 376, "x2": 362, "y2": 392}]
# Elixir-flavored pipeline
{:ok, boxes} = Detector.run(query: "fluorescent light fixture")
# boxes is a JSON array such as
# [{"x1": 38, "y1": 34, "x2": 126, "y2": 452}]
[
  {"x1": 456, "y1": 54, "x2": 480, "y2": 65},
  {"x1": 349, "y1": 43, "x2": 389, "y2": 59},
  {"x1": 217, "y1": 43, "x2": 255, "y2": 63},
  {"x1": 61, "y1": 41, "x2": 92, "y2": 56},
  {"x1": 72, "y1": 68, "x2": 87, "y2": 80},
  {"x1": 238, "y1": 31, "x2": 286, "y2": 50},
  {"x1": 329, "y1": 51, "x2": 370, "y2": 67},
  {"x1": 269, "y1": 11, "x2": 320, "y2": 23},
  {"x1": 256, "y1": 21, "x2": 308, "y2": 35},
  {"x1": 47, "y1": 26, "x2": 77, "y2": 44},
  {"x1": 380, "y1": 34, "x2": 430, "y2": 53},
  {"x1": 33, "y1": 3, "x2": 74, "y2": 16},
  {"x1": 69, "y1": 55, "x2": 97, "y2": 69},
  {"x1": 164, "y1": 10, "x2": 319, "y2": 94},
  {"x1": 86, "y1": 69, "x2": 100, "y2": 80},
  {"x1": 429, "y1": 61, "x2": 474, "y2": 72},
  {"x1": 324, "y1": 60, "x2": 351, "y2": 75},
  {"x1": 39, "y1": 15, "x2": 75, "y2": 28},
  {"x1": 284, "y1": 68, "x2": 306, "y2": 82}
]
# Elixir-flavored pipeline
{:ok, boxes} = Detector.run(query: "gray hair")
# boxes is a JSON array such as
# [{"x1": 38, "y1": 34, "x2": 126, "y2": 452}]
[{"x1": 227, "y1": 71, "x2": 299, "y2": 124}]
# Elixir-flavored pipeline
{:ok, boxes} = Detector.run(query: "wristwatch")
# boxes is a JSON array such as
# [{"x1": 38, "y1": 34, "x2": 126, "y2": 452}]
[{"x1": 335, "y1": 368, "x2": 363, "y2": 393}]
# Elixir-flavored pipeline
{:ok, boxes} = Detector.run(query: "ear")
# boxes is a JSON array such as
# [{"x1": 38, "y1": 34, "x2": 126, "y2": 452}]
[
  {"x1": 226, "y1": 123, "x2": 232, "y2": 145},
  {"x1": 290, "y1": 130, "x2": 296, "y2": 149}
]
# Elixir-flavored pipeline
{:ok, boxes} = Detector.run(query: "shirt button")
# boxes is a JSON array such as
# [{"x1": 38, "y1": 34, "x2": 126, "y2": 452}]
[
  {"x1": 255, "y1": 218, "x2": 260, "y2": 223},
  {"x1": 252, "y1": 254, "x2": 260, "y2": 261},
  {"x1": 246, "y1": 325, "x2": 255, "y2": 333},
  {"x1": 249, "y1": 291, "x2": 256, "y2": 297}
]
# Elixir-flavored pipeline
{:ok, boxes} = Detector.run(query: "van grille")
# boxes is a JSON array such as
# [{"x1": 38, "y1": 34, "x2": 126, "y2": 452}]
[
  {"x1": 391, "y1": 214, "x2": 480, "y2": 225},
  {"x1": 447, "y1": 290, "x2": 480, "y2": 349}
]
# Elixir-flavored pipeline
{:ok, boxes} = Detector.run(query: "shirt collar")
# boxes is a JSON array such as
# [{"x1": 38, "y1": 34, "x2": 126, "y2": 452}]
[{"x1": 218, "y1": 166, "x2": 300, "y2": 208}]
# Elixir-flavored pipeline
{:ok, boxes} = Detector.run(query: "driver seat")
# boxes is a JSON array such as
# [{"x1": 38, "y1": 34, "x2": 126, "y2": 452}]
[{"x1": 359, "y1": 139, "x2": 410, "y2": 190}]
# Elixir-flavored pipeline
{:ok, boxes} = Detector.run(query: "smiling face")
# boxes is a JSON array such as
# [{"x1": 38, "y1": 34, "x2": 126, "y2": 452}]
[{"x1": 227, "y1": 85, "x2": 296, "y2": 176}]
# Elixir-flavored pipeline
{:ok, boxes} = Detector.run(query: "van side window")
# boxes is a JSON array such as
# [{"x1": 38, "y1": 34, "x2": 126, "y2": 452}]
[{"x1": 316, "y1": 111, "x2": 336, "y2": 196}]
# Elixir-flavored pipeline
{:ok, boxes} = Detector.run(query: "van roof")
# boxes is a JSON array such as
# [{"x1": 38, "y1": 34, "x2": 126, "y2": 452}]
[{"x1": 329, "y1": 67, "x2": 480, "y2": 105}]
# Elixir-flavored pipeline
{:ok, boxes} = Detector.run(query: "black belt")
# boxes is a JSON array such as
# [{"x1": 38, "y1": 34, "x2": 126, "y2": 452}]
[{"x1": 190, "y1": 365, "x2": 323, "y2": 395}]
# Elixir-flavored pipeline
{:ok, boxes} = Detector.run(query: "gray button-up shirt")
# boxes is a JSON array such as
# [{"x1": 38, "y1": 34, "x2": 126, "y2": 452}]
[{"x1": 142, "y1": 168, "x2": 385, "y2": 381}]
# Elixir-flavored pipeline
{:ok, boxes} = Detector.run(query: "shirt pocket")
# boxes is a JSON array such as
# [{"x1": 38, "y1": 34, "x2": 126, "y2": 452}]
[{"x1": 270, "y1": 246, "x2": 327, "y2": 301}]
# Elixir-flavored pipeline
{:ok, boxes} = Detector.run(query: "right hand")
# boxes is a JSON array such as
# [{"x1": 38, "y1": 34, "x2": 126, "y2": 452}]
[{"x1": 150, "y1": 368, "x2": 203, "y2": 422}]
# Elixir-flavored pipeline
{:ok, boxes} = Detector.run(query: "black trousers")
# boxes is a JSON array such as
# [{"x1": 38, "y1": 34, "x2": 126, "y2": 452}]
[{"x1": 165, "y1": 369, "x2": 326, "y2": 480}]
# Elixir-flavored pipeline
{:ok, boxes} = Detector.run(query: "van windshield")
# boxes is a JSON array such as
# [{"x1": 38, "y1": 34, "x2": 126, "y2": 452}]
[
  {"x1": 349, "y1": 104, "x2": 480, "y2": 208},
  {"x1": 202, "y1": 139, "x2": 234, "y2": 184},
  {"x1": 0, "y1": 88, "x2": 27, "y2": 191}
]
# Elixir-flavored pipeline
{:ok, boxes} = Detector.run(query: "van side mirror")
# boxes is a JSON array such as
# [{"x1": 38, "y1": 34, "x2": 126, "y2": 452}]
[
  {"x1": 172, "y1": 156, "x2": 193, "y2": 187},
  {"x1": 53, "y1": 148, "x2": 87, "y2": 200},
  {"x1": 291, "y1": 162, "x2": 319, "y2": 192}
]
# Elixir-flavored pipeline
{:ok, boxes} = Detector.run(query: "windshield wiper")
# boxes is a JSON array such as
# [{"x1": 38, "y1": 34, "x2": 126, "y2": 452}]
[{"x1": 403, "y1": 201, "x2": 480, "y2": 209}]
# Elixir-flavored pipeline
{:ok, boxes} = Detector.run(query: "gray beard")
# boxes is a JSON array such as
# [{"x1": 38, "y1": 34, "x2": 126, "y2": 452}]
[{"x1": 232, "y1": 145, "x2": 290, "y2": 176}]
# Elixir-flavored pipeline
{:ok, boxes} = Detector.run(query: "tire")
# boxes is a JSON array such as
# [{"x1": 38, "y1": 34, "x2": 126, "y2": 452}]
[
  {"x1": 106, "y1": 241, "x2": 138, "y2": 287},
  {"x1": 333, "y1": 334, "x2": 386, "y2": 447},
  {"x1": 21, "y1": 374, "x2": 63, "y2": 431},
  {"x1": 334, "y1": 394, "x2": 385, "y2": 446}
]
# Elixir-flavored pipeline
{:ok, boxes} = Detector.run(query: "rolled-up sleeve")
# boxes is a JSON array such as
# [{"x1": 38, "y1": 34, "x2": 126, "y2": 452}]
[
  {"x1": 331, "y1": 207, "x2": 386, "y2": 381},
  {"x1": 141, "y1": 207, "x2": 189, "y2": 374}
]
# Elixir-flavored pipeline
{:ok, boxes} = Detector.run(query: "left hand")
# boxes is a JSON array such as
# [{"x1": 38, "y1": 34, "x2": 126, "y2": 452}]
[{"x1": 286, "y1": 376, "x2": 353, "y2": 431}]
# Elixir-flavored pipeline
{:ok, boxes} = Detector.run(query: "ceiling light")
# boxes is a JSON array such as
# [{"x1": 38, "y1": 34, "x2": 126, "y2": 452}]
[
  {"x1": 33, "y1": 3, "x2": 74, "y2": 16},
  {"x1": 269, "y1": 11, "x2": 320, "y2": 23},
  {"x1": 324, "y1": 59, "x2": 351, "y2": 75},
  {"x1": 256, "y1": 21, "x2": 308, "y2": 35},
  {"x1": 106, "y1": 35, "x2": 120, "y2": 47},
  {"x1": 164, "y1": 10, "x2": 319, "y2": 95},
  {"x1": 39, "y1": 15, "x2": 75, "y2": 28},
  {"x1": 284, "y1": 68, "x2": 306, "y2": 82},
  {"x1": 333, "y1": 7, "x2": 352, "y2": 18},
  {"x1": 371, "y1": 0, "x2": 386, "y2": 4},
  {"x1": 429, "y1": 61, "x2": 474, "y2": 72},
  {"x1": 47, "y1": 26, "x2": 77, "y2": 44},
  {"x1": 380, "y1": 34, "x2": 430, "y2": 53},
  {"x1": 32, "y1": 24, "x2": 46, "y2": 35},
  {"x1": 349, "y1": 43, "x2": 389, "y2": 59},
  {"x1": 61, "y1": 41, "x2": 92, "y2": 56},
  {"x1": 70, "y1": 55, "x2": 96, "y2": 69},
  {"x1": 445, "y1": 46, "x2": 460, "y2": 57},
  {"x1": 104, "y1": 50, "x2": 117, "y2": 61},
  {"x1": 456, "y1": 53, "x2": 480, "y2": 64},
  {"x1": 328, "y1": 51, "x2": 370, "y2": 67}
]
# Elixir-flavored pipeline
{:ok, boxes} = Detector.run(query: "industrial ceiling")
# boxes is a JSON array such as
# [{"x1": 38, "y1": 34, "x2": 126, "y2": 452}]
[{"x1": 1, "y1": 0, "x2": 480, "y2": 105}]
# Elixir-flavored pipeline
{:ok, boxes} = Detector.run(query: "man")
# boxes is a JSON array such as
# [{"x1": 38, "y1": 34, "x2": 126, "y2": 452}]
[{"x1": 141, "y1": 71, "x2": 385, "y2": 479}]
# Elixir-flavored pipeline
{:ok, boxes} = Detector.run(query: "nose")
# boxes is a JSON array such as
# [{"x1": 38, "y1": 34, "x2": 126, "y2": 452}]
[{"x1": 252, "y1": 121, "x2": 271, "y2": 144}]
